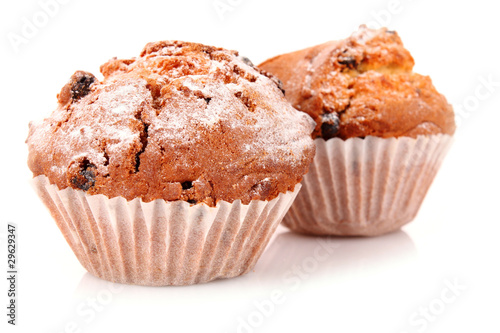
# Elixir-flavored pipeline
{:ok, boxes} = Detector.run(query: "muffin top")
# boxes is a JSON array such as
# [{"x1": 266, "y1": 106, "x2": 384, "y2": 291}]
[
  {"x1": 259, "y1": 26, "x2": 456, "y2": 140},
  {"x1": 27, "y1": 41, "x2": 315, "y2": 206}
]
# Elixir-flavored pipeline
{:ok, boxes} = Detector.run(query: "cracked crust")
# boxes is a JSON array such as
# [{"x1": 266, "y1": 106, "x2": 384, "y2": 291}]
[
  {"x1": 258, "y1": 26, "x2": 456, "y2": 139},
  {"x1": 27, "y1": 41, "x2": 316, "y2": 206}
]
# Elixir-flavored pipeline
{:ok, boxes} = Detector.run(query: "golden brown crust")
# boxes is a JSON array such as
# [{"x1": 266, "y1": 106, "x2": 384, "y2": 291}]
[
  {"x1": 27, "y1": 41, "x2": 315, "y2": 206},
  {"x1": 258, "y1": 26, "x2": 456, "y2": 140}
]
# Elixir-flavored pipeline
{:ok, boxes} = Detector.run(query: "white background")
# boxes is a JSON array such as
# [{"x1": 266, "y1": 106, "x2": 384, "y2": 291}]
[{"x1": 1, "y1": 0, "x2": 499, "y2": 332}]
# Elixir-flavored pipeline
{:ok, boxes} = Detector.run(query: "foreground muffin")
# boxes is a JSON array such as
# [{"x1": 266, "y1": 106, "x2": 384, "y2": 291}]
[
  {"x1": 27, "y1": 41, "x2": 315, "y2": 285},
  {"x1": 259, "y1": 26, "x2": 455, "y2": 236}
]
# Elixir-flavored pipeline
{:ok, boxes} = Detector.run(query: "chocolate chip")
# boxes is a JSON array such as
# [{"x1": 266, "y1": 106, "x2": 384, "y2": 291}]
[
  {"x1": 71, "y1": 159, "x2": 96, "y2": 191},
  {"x1": 181, "y1": 181, "x2": 193, "y2": 190},
  {"x1": 338, "y1": 56, "x2": 357, "y2": 69},
  {"x1": 320, "y1": 113, "x2": 340, "y2": 140},
  {"x1": 70, "y1": 71, "x2": 96, "y2": 101},
  {"x1": 204, "y1": 97, "x2": 212, "y2": 104},
  {"x1": 240, "y1": 56, "x2": 254, "y2": 67},
  {"x1": 250, "y1": 180, "x2": 272, "y2": 199},
  {"x1": 275, "y1": 78, "x2": 285, "y2": 95}
]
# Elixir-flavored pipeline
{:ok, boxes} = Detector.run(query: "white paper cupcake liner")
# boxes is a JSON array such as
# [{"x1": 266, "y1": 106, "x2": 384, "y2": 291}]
[
  {"x1": 282, "y1": 134, "x2": 453, "y2": 236},
  {"x1": 32, "y1": 175, "x2": 300, "y2": 286}
]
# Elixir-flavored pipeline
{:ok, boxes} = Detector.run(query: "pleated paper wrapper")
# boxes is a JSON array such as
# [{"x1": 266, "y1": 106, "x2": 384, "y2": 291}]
[
  {"x1": 282, "y1": 134, "x2": 453, "y2": 236},
  {"x1": 32, "y1": 175, "x2": 300, "y2": 286}
]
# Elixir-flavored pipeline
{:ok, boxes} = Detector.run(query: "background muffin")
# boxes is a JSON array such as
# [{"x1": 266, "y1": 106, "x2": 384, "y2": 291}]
[
  {"x1": 259, "y1": 26, "x2": 455, "y2": 236},
  {"x1": 27, "y1": 41, "x2": 315, "y2": 285},
  {"x1": 260, "y1": 26, "x2": 455, "y2": 140}
]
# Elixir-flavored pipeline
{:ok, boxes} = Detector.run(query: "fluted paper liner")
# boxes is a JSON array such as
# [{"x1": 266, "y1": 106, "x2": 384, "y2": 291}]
[
  {"x1": 283, "y1": 134, "x2": 453, "y2": 236},
  {"x1": 32, "y1": 175, "x2": 300, "y2": 286}
]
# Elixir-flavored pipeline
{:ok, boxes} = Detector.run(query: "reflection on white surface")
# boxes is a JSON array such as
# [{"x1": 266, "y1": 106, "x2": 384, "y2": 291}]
[
  {"x1": 255, "y1": 228, "x2": 418, "y2": 285},
  {"x1": 73, "y1": 227, "x2": 417, "y2": 295},
  {"x1": 60, "y1": 227, "x2": 418, "y2": 333}
]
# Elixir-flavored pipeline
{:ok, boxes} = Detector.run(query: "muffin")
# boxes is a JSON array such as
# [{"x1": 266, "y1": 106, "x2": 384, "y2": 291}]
[
  {"x1": 259, "y1": 26, "x2": 455, "y2": 236},
  {"x1": 27, "y1": 41, "x2": 315, "y2": 285}
]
